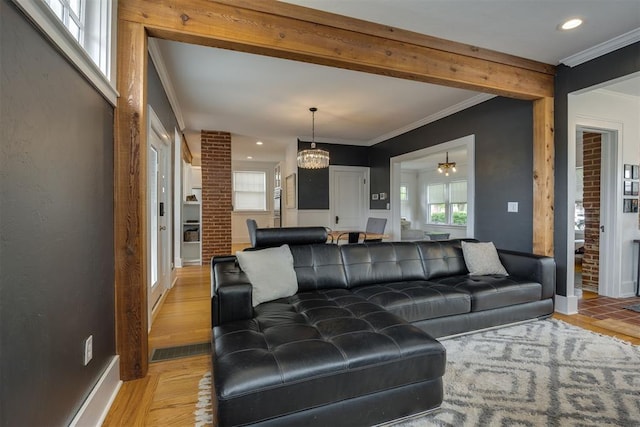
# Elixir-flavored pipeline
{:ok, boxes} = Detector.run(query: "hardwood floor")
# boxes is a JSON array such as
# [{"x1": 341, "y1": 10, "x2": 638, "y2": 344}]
[{"x1": 103, "y1": 265, "x2": 640, "y2": 425}]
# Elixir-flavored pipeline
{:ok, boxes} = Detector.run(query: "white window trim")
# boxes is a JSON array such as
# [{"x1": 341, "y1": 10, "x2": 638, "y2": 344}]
[
  {"x1": 12, "y1": 0, "x2": 118, "y2": 106},
  {"x1": 233, "y1": 170, "x2": 268, "y2": 212}
]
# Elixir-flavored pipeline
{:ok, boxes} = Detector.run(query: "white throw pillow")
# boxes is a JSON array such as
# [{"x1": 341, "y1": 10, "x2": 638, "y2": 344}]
[
  {"x1": 236, "y1": 244, "x2": 299, "y2": 307},
  {"x1": 461, "y1": 241, "x2": 508, "y2": 276}
]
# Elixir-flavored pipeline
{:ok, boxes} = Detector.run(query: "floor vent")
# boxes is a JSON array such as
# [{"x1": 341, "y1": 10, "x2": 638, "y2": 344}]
[{"x1": 150, "y1": 342, "x2": 211, "y2": 362}]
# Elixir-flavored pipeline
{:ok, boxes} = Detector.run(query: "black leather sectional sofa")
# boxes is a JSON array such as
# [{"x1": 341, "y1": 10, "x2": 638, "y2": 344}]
[{"x1": 211, "y1": 237, "x2": 555, "y2": 426}]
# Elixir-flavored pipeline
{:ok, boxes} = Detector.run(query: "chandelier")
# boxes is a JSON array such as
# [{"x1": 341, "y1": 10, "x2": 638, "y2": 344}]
[
  {"x1": 297, "y1": 107, "x2": 330, "y2": 169},
  {"x1": 437, "y1": 152, "x2": 457, "y2": 176}
]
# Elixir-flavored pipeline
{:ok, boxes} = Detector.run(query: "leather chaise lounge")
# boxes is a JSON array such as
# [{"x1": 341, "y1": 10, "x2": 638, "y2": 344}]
[{"x1": 211, "y1": 230, "x2": 555, "y2": 426}]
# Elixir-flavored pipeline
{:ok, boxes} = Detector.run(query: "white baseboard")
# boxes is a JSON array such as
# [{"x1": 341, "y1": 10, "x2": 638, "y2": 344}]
[
  {"x1": 69, "y1": 356, "x2": 122, "y2": 427},
  {"x1": 554, "y1": 294, "x2": 579, "y2": 315}
]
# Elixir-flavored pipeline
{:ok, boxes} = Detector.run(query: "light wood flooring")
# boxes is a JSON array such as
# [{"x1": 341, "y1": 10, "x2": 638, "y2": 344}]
[{"x1": 103, "y1": 264, "x2": 639, "y2": 425}]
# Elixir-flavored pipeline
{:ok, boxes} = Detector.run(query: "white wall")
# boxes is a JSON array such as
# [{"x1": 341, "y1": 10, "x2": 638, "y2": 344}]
[
  {"x1": 570, "y1": 88, "x2": 640, "y2": 297},
  {"x1": 231, "y1": 160, "x2": 278, "y2": 243},
  {"x1": 400, "y1": 171, "x2": 418, "y2": 224}
]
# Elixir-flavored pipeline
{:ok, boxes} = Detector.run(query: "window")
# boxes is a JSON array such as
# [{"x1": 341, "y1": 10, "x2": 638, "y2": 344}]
[
  {"x1": 14, "y1": 0, "x2": 116, "y2": 104},
  {"x1": 400, "y1": 185, "x2": 408, "y2": 201},
  {"x1": 426, "y1": 181, "x2": 467, "y2": 225},
  {"x1": 233, "y1": 171, "x2": 267, "y2": 211},
  {"x1": 44, "y1": 0, "x2": 84, "y2": 43}
]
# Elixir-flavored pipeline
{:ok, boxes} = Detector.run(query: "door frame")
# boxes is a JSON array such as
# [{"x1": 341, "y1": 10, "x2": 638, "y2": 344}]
[
  {"x1": 566, "y1": 114, "x2": 622, "y2": 301},
  {"x1": 329, "y1": 165, "x2": 370, "y2": 231},
  {"x1": 147, "y1": 106, "x2": 172, "y2": 327},
  {"x1": 390, "y1": 135, "x2": 476, "y2": 242}
]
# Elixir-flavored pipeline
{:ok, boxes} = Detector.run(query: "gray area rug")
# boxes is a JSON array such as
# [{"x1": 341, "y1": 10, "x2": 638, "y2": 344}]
[
  {"x1": 195, "y1": 319, "x2": 640, "y2": 427},
  {"x1": 624, "y1": 304, "x2": 640, "y2": 313}
]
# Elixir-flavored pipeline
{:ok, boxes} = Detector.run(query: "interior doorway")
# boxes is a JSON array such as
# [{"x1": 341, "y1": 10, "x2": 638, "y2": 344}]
[
  {"x1": 568, "y1": 122, "x2": 620, "y2": 299},
  {"x1": 329, "y1": 166, "x2": 370, "y2": 231}
]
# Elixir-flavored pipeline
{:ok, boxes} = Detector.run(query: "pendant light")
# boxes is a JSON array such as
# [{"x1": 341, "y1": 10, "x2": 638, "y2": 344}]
[
  {"x1": 297, "y1": 107, "x2": 330, "y2": 169},
  {"x1": 437, "y1": 152, "x2": 457, "y2": 176}
]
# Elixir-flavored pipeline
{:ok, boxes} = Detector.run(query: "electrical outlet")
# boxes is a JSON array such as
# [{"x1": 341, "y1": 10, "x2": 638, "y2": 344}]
[{"x1": 83, "y1": 335, "x2": 93, "y2": 366}]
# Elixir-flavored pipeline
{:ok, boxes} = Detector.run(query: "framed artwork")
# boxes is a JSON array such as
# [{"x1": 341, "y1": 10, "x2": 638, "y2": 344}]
[
  {"x1": 624, "y1": 164, "x2": 633, "y2": 179},
  {"x1": 634, "y1": 182, "x2": 640, "y2": 196},
  {"x1": 624, "y1": 181, "x2": 633, "y2": 195},
  {"x1": 624, "y1": 199, "x2": 633, "y2": 213},
  {"x1": 285, "y1": 174, "x2": 296, "y2": 209},
  {"x1": 634, "y1": 199, "x2": 639, "y2": 213},
  {"x1": 634, "y1": 165, "x2": 639, "y2": 180}
]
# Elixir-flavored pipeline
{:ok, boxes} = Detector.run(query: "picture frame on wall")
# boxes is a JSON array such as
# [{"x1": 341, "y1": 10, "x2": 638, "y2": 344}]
[
  {"x1": 634, "y1": 182, "x2": 640, "y2": 196},
  {"x1": 624, "y1": 199, "x2": 633, "y2": 213},
  {"x1": 634, "y1": 165, "x2": 639, "y2": 180},
  {"x1": 633, "y1": 199, "x2": 639, "y2": 213},
  {"x1": 624, "y1": 181, "x2": 633, "y2": 196},
  {"x1": 625, "y1": 164, "x2": 633, "y2": 179},
  {"x1": 285, "y1": 174, "x2": 296, "y2": 209}
]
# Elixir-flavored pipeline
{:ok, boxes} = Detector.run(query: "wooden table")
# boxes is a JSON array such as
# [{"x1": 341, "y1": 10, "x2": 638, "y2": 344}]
[{"x1": 328, "y1": 230, "x2": 389, "y2": 242}]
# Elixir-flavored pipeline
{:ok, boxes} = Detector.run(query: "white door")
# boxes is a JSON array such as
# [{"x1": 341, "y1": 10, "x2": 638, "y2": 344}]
[
  {"x1": 148, "y1": 109, "x2": 171, "y2": 325},
  {"x1": 330, "y1": 166, "x2": 369, "y2": 230}
]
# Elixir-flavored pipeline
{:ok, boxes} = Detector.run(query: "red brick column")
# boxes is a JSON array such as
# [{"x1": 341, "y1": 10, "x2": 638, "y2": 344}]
[
  {"x1": 201, "y1": 130, "x2": 232, "y2": 263},
  {"x1": 582, "y1": 132, "x2": 601, "y2": 290}
]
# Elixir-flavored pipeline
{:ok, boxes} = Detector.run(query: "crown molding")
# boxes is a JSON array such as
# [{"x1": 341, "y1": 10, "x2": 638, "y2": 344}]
[
  {"x1": 366, "y1": 93, "x2": 495, "y2": 146},
  {"x1": 560, "y1": 28, "x2": 640, "y2": 67},
  {"x1": 148, "y1": 39, "x2": 186, "y2": 130}
]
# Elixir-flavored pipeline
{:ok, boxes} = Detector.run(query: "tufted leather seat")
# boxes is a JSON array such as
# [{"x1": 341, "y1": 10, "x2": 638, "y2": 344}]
[
  {"x1": 211, "y1": 238, "x2": 556, "y2": 426},
  {"x1": 214, "y1": 290, "x2": 446, "y2": 426}
]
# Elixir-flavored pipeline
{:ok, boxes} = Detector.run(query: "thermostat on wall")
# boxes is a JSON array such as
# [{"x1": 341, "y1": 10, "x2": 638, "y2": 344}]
[{"x1": 372, "y1": 194, "x2": 379, "y2": 200}]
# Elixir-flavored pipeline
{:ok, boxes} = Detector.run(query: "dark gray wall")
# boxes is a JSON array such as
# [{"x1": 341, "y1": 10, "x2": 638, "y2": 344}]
[
  {"x1": 370, "y1": 97, "x2": 534, "y2": 252},
  {"x1": 554, "y1": 42, "x2": 640, "y2": 296},
  {"x1": 148, "y1": 54, "x2": 180, "y2": 138},
  {"x1": 1, "y1": 1, "x2": 115, "y2": 425},
  {"x1": 297, "y1": 140, "x2": 369, "y2": 209}
]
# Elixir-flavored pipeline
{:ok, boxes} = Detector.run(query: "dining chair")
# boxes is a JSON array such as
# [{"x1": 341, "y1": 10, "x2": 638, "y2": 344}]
[
  {"x1": 364, "y1": 217, "x2": 387, "y2": 242},
  {"x1": 246, "y1": 218, "x2": 258, "y2": 247}
]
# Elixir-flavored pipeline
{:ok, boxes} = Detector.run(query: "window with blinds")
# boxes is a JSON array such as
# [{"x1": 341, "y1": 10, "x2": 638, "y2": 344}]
[
  {"x1": 233, "y1": 171, "x2": 266, "y2": 211},
  {"x1": 426, "y1": 181, "x2": 467, "y2": 225}
]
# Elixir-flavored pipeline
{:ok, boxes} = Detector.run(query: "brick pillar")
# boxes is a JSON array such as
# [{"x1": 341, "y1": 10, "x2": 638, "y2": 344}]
[
  {"x1": 582, "y1": 132, "x2": 601, "y2": 291},
  {"x1": 201, "y1": 130, "x2": 232, "y2": 263}
]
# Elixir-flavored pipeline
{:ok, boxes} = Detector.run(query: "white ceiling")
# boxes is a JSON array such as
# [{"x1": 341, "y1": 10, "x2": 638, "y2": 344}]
[{"x1": 152, "y1": 1, "x2": 640, "y2": 164}]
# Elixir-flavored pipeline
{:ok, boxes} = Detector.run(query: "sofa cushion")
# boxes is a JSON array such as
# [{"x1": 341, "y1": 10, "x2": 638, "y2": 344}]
[
  {"x1": 213, "y1": 289, "x2": 446, "y2": 426},
  {"x1": 416, "y1": 240, "x2": 469, "y2": 280},
  {"x1": 289, "y1": 244, "x2": 348, "y2": 292},
  {"x1": 461, "y1": 241, "x2": 508, "y2": 275},
  {"x1": 352, "y1": 280, "x2": 471, "y2": 322},
  {"x1": 341, "y1": 242, "x2": 426, "y2": 288},
  {"x1": 429, "y1": 275, "x2": 543, "y2": 312},
  {"x1": 236, "y1": 244, "x2": 298, "y2": 307}
]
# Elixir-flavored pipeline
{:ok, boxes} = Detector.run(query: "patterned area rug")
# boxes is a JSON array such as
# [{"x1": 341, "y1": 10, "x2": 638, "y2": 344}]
[{"x1": 195, "y1": 319, "x2": 640, "y2": 426}]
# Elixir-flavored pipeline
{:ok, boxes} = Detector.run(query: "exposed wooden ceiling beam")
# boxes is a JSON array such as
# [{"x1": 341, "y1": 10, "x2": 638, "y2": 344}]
[{"x1": 119, "y1": 0, "x2": 554, "y2": 100}]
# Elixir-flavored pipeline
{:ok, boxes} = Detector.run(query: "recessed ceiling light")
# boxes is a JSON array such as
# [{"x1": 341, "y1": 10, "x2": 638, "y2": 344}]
[
  {"x1": 560, "y1": 18, "x2": 583, "y2": 30},
  {"x1": 256, "y1": 141, "x2": 263, "y2": 145},
  {"x1": 247, "y1": 156, "x2": 253, "y2": 159}
]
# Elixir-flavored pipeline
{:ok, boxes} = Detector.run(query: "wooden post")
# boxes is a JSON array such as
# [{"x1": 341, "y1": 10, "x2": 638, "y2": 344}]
[
  {"x1": 114, "y1": 19, "x2": 148, "y2": 380},
  {"x1": 533, "y1": 96, "x2": 555, "y2": 256}
]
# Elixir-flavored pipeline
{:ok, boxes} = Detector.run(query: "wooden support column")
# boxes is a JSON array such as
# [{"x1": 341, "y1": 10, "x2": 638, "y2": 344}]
[
  {"x1": 114, "y1": 19, "x2": 148, "y2": 380},
  {"x1": 533, "y1": 97, "x2": 555, "y2": 256}
]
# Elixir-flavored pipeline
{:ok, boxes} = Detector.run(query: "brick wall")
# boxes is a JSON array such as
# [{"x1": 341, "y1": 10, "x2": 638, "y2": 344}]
[
  {"x1": 201, "y1": 130, "x2": 232, "y2": 263},
  {"x1": 581, "y1": 132, "x2": 601, "y2": 290}
]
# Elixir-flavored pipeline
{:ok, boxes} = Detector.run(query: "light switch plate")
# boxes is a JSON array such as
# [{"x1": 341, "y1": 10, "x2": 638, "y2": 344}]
[{"x1": 507, "y1": 202, "x2": 519, "y2": 213}]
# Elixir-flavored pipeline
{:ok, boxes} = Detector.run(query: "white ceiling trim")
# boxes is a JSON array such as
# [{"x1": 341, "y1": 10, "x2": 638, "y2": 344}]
[
  {"x1": 366, "y1": 93, "x2": 495, "y2": 146},
  {"x1": 148, "y1": 39, "x2": 185, "y2": 130},
  {"x1": 560, "y1": 27, "x2": 640, "y2": 68}
]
